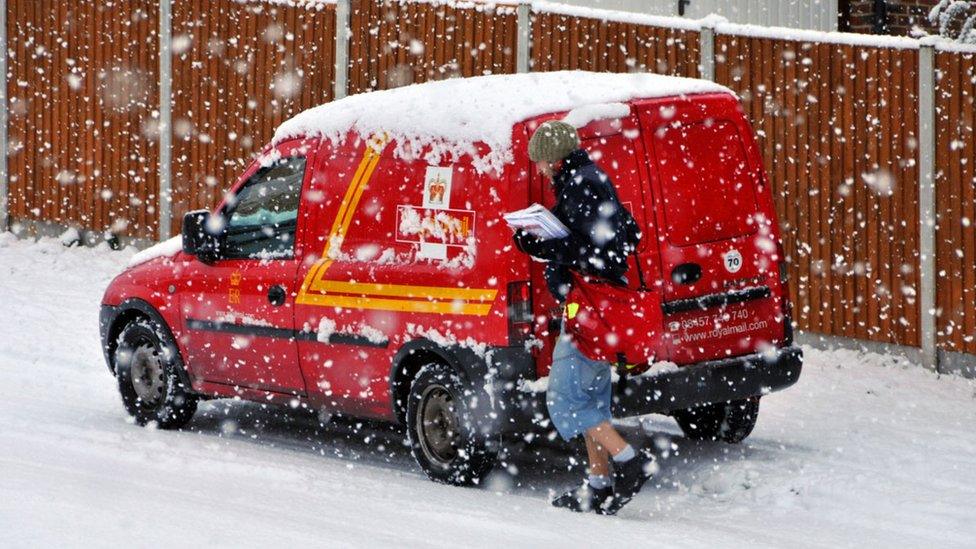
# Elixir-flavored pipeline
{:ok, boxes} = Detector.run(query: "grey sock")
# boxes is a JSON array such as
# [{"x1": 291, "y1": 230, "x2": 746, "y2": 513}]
[
  {"x1": 588, "y1": 474, "x2": 611, "y2": 490},
  {"x1": 612, "y1": 444, "x2": 636, "y2": 463}
]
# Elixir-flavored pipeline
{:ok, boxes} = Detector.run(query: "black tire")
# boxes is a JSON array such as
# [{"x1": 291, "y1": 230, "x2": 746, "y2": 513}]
[
  {"x1": 672, "y1": 397, "x2": 760, "y2": 444},
  {"x1": 406, "y1": 363, "x2": 498, "y2": 486},
  {"x1": 114, "y1": 318, "x2": 197, "y2": 429}
]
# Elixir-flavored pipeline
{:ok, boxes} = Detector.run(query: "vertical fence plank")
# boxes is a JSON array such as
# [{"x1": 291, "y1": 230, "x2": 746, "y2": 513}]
[
  {"x1": 963, "y1": 56, "x2": 976, "y2": 355},
  {"x1": 888, "y1": 50, "x2": 903, "y2": 345},
  {"x1": 935, "y1": 48, "x2": 976, "y2": 360},
  {"x1": 0, "y1": 0, "x2": 7, "y2": 231}
]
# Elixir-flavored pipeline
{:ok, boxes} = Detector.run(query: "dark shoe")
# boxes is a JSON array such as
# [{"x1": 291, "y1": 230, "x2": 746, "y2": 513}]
[
  {"x1": 602, "y1": 451, "x2": 657, "y2": 515},
  {"x1": 551, "y1": 483, "x2": 613, "y2": 513}
]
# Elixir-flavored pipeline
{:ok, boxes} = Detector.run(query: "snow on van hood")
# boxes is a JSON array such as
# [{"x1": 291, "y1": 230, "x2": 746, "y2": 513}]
[
  {"x1": 127, "y1": 235, "x2": 182, "y2": 268},
  {"x1": 273, "y1": 71, "x2": 732, "y2": 174}
]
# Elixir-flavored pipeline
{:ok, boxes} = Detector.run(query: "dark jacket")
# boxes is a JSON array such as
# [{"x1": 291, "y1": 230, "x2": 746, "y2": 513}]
[{"x1": 514, "y1": 149, "x2": 641, "y2": 301}]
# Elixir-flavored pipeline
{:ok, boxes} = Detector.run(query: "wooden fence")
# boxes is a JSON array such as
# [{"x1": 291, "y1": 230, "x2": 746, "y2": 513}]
[
  {"x1": 935, "y1": 51, "x2": 976, "y2": 357},
  {"x1": 168, "y1": 0, "x2": 335, "y2": 237},
  {"x1": 716, "y1": 36, "x2": 922, "y2": 348},
  {"x1": 347, "y1": 0, "x2": 517, "y2": 94},
  {"x1": 7, "y1": 0, "x2": 160, "y2": 240},
  {"x1": 4, "y1": 0, "x2": 976, "y2": 365},
  {"x1": 529, "y1": 9, "x2": 700, "y2": 77}
]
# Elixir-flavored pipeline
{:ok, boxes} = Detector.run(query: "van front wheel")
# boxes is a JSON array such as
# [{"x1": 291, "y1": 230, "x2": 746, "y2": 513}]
[
  {"x1": 114, "y1": 318, "x2": 198, "y2": 429},
  {"x1": 406, "y1": 363, "x2": 498, "y2": 486},
  {"x1": 672, "y1": 397, "x2": 759, "y2": 444}
]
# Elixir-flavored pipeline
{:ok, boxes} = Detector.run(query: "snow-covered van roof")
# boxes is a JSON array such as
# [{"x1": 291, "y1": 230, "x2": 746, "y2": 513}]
[{"x1": 273, "y1": 71, "x2": 732, "y2": 174}]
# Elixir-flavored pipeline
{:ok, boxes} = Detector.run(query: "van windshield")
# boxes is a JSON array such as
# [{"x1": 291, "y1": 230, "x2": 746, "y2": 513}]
[{"x1": 653, "y1": 120, "x2": 759, "y2": 246}]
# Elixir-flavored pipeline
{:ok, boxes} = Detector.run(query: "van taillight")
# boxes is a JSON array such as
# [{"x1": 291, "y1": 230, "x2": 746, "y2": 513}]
[
  {"x1": 776, "y1": 241, "x2": 789, "y2": 284},
  {"x1": 507, "y1": 281, "x2": 533, "y2": 346},
  {"x1": 775, "y1": 242, "x2": 794, "y2": 346}
]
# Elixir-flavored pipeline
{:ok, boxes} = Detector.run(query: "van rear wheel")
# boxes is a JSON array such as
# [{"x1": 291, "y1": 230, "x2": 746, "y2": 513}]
[
  {"x1": 406, "y1": 363, "x2": 498, "y2": 486},
  {"x1": 114, "y1": 318, "x2": 197, "y2": 429},
  {"x1": 672, "y1": 397, "x2": 759, "y2": 444}
]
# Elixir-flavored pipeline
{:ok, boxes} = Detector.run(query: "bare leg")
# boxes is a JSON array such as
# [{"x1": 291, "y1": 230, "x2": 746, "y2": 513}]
[
  {"x1": 584, "y1": 433, "x2": 610, "y2": 477},
  {"x1": 585, "y1": 421, "x2": 628, "y2": 457},
  {"x1": 552, "y1": 431, "x2": 618, "y2": 511}
]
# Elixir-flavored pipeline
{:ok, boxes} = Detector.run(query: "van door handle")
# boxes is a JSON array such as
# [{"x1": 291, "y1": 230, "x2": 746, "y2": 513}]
[
  {"x1": 671, "y1": 263, "x2": 702, "y2": 285},
  {"x1": 268, "y1": 285, "x2": 287, "y2": 306}
]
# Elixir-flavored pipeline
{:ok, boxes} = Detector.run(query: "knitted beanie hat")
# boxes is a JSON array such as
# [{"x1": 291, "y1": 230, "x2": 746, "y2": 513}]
[{"x1": 527, "y1": 120, "x2": 580, "y2": 163}]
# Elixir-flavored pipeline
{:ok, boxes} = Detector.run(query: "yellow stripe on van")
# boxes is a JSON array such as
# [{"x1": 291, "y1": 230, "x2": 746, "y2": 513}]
[
  {"x1": 309, "y1": 146, "x2": 384, "y2": 291},
  {"x1": 335, "y1": 151, "x2": 383, "y2": 244},
  {"x1": 329, "y1": 151, "x2": 374, "y2": 241},
  {"x1": 317, "y1": 280, "x2": 497, "y2": 302},
  {"x1": 297, "y1": 293, "x2": 494, "y2": 316},
  {"x1": 298, "y1": 140, "x2": 384, "y2": 296}
]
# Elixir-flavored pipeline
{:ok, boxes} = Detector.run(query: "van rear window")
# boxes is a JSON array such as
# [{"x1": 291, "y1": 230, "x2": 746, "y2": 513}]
[{"x1": 652, "y1": 120, "x2": 759, "y2": 247}]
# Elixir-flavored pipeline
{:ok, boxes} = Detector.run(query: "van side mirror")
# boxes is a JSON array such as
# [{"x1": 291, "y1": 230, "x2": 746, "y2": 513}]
[{"x1": 182, "y1": 210, "x2": 221, "y2": 263}]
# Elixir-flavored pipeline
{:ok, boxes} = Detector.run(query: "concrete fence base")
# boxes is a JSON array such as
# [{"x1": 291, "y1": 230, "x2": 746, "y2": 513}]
[{"x1": 8, "y1": 218, "x2": 154, "y2": 251}]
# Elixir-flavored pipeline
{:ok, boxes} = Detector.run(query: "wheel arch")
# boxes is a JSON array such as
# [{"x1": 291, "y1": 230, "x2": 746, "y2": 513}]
[
  {"x1": 388, "y1": 338, "x2": 489, "y2": 425},
  {"x1": 102, "y1": 298, "x2": 193, "y2": 390}
]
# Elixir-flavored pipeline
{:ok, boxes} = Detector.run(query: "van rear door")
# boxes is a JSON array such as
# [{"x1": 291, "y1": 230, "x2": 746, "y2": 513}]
[{"x1": 635, "y1": 94, "x2": 786, "y2": 364}]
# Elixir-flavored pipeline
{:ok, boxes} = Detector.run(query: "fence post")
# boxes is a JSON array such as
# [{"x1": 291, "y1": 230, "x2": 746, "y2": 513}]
[
  {"x1": 334, "y1": 0, "x2": 350, "y2": 99},
  {"x1": 698, "y1": 21, "x2": 716, "y2": 81},
  {"x1": 158, "y1": 0, "x2": 173, "y2": 241},
  {"x1": 0, "y1": 0, "x2": 8, "y2": 232},
  {"x1": 516, "y1": 2, "x2": 530, "y2": 73},
  {"x1": 917, "y1": 40, "x2": 938, "y2": 372}
]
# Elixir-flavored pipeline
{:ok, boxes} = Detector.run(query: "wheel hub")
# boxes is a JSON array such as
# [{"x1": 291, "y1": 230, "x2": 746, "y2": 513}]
[
  {"x1": 130, "y1": 343, "x2": 165, "y2": 405},
  {"x1": 417, "y1": 385, "x2": 460, "y2": 466}
]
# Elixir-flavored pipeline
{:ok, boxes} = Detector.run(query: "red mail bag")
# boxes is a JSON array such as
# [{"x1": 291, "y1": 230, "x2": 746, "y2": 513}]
[{"x1": 563, "y1": 273, "x2": 663, "y2": 372}]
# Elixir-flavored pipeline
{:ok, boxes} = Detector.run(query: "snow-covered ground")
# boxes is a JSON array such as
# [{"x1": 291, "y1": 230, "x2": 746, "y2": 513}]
[{"x1": 1, "y1": 232, "x2": 974, "y2": 548}]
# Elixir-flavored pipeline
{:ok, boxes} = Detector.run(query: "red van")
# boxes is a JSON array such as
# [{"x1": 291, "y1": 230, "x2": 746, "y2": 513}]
[{"x1": 100, "y1": 71, "x2": 802, "y2": 485}]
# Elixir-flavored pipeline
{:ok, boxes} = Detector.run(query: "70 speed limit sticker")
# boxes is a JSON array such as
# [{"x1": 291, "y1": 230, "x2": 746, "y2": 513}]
[{"x1": 723, "y1": 249, "x2": 743, "y2": 273}]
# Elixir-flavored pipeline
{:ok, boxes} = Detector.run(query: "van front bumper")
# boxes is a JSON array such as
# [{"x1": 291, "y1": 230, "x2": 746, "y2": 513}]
[{"x1": 612, "y1": 345, "x2": 803, "y2": 418}]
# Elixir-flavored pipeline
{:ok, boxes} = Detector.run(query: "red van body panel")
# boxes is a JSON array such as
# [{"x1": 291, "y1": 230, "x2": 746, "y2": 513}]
[
  {"x1": 100, "y1": 258, "x2": 189, "y2": 359},
  {"x1": 634, "y1": 94, "x2": 788, "y2": 364},
  {"x1": 100, "y1": 91, "x2": 798, "y2": 429}
]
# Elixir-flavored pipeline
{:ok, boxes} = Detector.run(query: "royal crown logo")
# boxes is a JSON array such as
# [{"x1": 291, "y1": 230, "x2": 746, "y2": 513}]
[{"x1": 428, "y1": 174, "x2": 446, "y2": 204}]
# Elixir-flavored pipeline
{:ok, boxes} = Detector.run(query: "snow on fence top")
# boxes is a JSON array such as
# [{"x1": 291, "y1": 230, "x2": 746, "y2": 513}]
[
  {"x1": 273, "y1": 71, "x2": 730, "y2": 174},
  {"x1": 235, "y1": 0, "x2": 976, "y2": 53},
  {"x1": 529, "y1": 1, "x2": 703, "y2": 31},
  {"x1": 713, "y1": 21, "x2": 922, "y2": 50},
  {"x1": 922, "y1": 34, "x2": 976, "y2": 53},
  {"x1": 528, "y1": 1, "x2": 976, "y2": 52},
  {"x1": 389, "y1": 0, "x2": 518, "y2": 14},
  {"x1": 234, "y1": 0, "x2": 335, "y2": 10}
]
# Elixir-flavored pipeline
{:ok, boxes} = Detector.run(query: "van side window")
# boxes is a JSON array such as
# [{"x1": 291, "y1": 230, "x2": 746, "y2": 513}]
[
  {"x1": 221, "y1": 156, "x2": 307, "y2": 260},
  {"x1": 653, "y1": 120, "x2": 759, "y2": 247}
]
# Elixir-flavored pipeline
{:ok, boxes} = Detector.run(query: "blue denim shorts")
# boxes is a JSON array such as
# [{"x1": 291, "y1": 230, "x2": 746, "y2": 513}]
[{"x1": 546, "y1": 333, "x2": 613, "y2": 441}]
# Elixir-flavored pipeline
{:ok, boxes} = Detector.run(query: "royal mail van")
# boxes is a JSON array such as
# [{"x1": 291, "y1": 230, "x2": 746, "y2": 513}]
[{"x1": 100, "y1": 71, "x2": 802, "y2": 485}]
